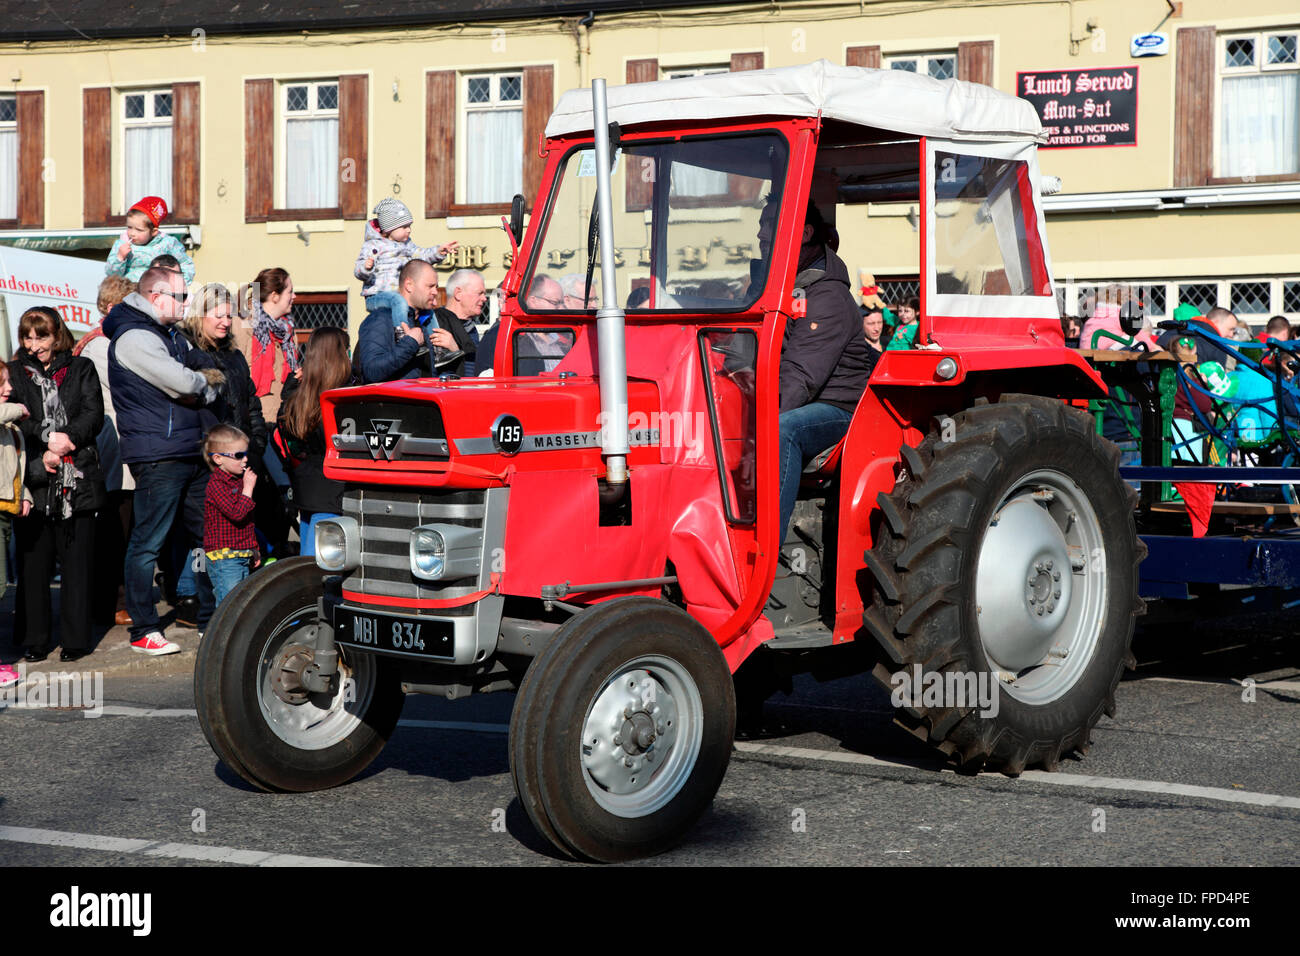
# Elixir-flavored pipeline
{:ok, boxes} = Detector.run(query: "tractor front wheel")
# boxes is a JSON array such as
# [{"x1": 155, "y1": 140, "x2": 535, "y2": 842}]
[
  {"x1": 509, "y1": 597, "x2": 735, "y2": 862},
  {"x1": 194, "y1": 557, "x2": 404, "y2": 792}
]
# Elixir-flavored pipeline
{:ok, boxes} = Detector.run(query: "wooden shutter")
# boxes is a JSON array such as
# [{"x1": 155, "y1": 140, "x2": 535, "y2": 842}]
[
  {"x1": 244, "y1": 79, "x2": 273, "y2": 222},
  {"x1": 846, "y1": 45, "x2": 881, "y2": 69},
  {"x1": 957, "y1": 41, "x2": 994, "y2": 86},
  {"x1": 730, "y1": 52, "x2": 764, "y2": 72},
  {"x1": 339, "y1": 74, "x2": 368, "y2": 219},
  {"x1": 425, "y1": 70, "x2": 455, "y2": 219},
  {"x1": 83, "y1": 87, "x2": 111, "y2": 226},
  {"x1": 16, "y1": 91, "x2": 43, "y2": 227},
  {"x1": 171, "y1": 82, "x2": 200, "y2": 224},
  {"x1": 625, "y1": 59, "x2": 658, "y2": 212},
  {"x1": 522, "y1": 65, "x2": 553, "y2": 212},
  {"x1": 1174, "y1": 26, "x2": 1215, "y2": 187}
]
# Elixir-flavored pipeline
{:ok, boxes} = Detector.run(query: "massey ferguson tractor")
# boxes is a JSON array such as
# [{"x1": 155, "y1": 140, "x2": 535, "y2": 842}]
[{"x1": 195, "y1": 61, "x2": 1141, "y2": 862}]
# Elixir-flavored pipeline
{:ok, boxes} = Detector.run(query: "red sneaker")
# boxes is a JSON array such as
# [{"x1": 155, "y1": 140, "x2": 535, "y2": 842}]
[{"x1": 130, "y1": 632, "x2": 181, "y2": 656}]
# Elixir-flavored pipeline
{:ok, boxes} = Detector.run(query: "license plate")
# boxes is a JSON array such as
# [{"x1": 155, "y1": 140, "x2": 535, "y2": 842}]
[{"x1": 334, "y1": 606, "x2": 455, "y2": 660}]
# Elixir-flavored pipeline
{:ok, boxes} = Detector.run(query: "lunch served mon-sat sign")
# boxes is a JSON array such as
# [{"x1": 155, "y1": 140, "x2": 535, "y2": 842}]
[{"x1": 1016, "y1": 67, "x2": 1138, "y2": 148}]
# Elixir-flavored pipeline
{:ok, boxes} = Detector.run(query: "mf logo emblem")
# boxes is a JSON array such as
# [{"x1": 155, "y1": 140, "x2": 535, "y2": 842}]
[{"x1": 364, "y1": 420, "x2": 407, "y2": 460}]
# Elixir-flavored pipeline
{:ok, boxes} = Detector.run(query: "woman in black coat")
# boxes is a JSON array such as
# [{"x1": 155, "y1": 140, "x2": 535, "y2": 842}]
[
  {"x1": 174, "y1": 284, "x2": 274, "y2": 627},
  {"x1": 9, "y1": 306, "x2": 105, "y2": 662}
]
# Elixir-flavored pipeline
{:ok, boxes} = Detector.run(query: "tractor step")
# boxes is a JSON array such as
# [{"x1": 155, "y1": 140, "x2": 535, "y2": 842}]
[{"x1": 765, "y1": 622, "x2": 835, "y2": 650}]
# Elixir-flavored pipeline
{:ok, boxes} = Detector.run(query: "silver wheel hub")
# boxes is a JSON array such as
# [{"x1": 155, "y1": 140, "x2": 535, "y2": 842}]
[
  {"x1": 975, "y1": 470, "x2": 1107, "y2": 705},
  {"x1": 580, "y1": 657, "x2": 702, "y2": 817},
  {"x1": 257, "y1": 609, "x2": 376, "y2": 751}
]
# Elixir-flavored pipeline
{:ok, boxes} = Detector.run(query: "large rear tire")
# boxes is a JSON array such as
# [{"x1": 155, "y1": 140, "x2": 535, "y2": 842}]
[
  {"x1": 863, "y1": 395, "x2": 1144, "y2": 774},
  {"x1": 194, "y1": 557, "x2": 404, "y2": 792},
  {"x1": 509, "y1": 597, "x2": 735, "y2": 862}
]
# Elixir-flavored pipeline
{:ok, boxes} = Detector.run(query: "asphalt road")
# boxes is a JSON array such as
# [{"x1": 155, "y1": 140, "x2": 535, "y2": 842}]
[{"x1": 1, "y1": 610, "x2": 1296, "y2": 868}]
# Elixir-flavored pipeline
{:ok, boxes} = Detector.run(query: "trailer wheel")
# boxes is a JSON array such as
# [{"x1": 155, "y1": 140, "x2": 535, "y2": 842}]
[
  {"x1": 194, "y1": 557, "x2": 404, "y2": 792},
  {"x1": 863, "y1": 395, "x2": 1144, "y2": 774},
  {"x1": 509, "y1": 597, "x2": 735, "y2": 862}
]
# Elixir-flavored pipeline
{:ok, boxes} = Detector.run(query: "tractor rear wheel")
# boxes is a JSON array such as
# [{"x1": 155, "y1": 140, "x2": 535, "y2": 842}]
[
  {"x1": 863, "y1": 394, "x2": 1144, "y2": 774},
  {"x1": 509, "y1": 597, "x2": 735, "y2": 862}
]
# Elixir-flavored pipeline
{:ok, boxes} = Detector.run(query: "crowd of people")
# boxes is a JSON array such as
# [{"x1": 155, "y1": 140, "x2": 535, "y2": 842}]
[
  {"x1": 0, "y1": 193, "x2": 490, "y2": 685},
  {"x1": 2, "y1": 186, "x2": 1294, "y2": 685}
]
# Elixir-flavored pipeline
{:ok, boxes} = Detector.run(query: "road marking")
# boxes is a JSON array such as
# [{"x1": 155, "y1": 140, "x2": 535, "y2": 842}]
[
  {"x1": 734, "y1": 742, "x2": 1300, "y2": 810},
  {"x1": 1141, "y1": 676, "x2": 1300, "y2": 692},
  {"x1": 100, "y1": 705, "x2": 198, "y2": 718},
  {"x1": 0, "y1": 825, "x2": 376, "y2": 867}
]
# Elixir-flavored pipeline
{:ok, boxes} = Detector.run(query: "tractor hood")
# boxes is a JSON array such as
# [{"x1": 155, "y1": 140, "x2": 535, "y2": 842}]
[{"x1": 321, "y1": 375, "x2": 663, "y2": 489}]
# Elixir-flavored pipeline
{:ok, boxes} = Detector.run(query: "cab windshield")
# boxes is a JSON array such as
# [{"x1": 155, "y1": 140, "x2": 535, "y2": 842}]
[{"x1": 524, "y1": 132, "x2": 789, "y2": 313}]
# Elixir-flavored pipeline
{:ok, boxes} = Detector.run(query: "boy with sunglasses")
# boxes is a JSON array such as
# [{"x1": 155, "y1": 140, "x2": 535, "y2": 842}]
[{"x1": 202, "y1": 424, "x2": 260, "y2": 606}]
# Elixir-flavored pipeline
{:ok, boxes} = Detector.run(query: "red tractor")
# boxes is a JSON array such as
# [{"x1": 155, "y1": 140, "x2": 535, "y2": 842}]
[{"x1": 195, "y1": 61, "x2": 1141, "y2": 862}]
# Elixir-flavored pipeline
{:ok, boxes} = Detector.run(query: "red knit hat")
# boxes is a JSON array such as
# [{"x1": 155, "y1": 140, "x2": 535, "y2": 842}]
[{"x1": 129, "y1": 196, "x2": 168, "y2": 227}]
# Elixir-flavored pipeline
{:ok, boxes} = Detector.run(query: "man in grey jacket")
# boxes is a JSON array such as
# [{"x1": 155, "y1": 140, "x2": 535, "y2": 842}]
[{"x1": 106, "y1": 267, "x2": 223, "y2": 655}]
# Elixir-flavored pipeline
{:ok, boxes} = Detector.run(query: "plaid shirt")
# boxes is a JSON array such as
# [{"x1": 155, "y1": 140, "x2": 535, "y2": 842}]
[{"x1": 203, "y1": 468, "x2": 257, "y2": 555}]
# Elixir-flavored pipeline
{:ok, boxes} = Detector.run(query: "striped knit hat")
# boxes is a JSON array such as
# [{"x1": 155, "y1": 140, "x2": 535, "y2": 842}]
[{"x1": 373, "y1": 197, "x2": 413, "y2": 234}]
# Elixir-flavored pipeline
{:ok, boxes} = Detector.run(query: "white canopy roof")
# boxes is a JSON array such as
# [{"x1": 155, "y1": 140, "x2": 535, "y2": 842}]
[{"x1": 546, "y1": 59, "x2": 1046, "y2": 144}]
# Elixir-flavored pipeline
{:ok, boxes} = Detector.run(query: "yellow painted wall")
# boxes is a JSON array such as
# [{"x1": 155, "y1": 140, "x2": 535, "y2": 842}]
[{"x1": 1, "y1": 0, "x2": 1297, "y2": 332}]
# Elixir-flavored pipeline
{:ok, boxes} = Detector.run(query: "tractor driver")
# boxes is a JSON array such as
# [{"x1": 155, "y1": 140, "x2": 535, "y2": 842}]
[{"x1": 759, "y1": 197, "x2": 873, "y2": 544}]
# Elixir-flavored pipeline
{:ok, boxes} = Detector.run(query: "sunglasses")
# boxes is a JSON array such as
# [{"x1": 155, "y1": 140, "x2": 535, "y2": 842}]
[
  {"x1": 212, "y1": 451, "x2": 249, "y2": 460},
  {"x1": 155, "y1": 290, "x2": 189, "y2": 303}
]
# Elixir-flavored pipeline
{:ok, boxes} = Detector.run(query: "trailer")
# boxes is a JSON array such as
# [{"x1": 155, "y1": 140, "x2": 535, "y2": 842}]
[{"x1": 1084, "y1": 318, "x2": 1300, "y2": 604}]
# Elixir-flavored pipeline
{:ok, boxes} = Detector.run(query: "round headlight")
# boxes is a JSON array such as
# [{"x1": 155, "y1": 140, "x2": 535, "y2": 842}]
[
  {"x1": 316, "y1": 521, "x2": 347, "y2": 570},
  {"x1": 412, "y1": 528, "x2": 445, "y2": 578},
  {"x1": 935, "y1": 357, "x2": 959, "y2": 381}
]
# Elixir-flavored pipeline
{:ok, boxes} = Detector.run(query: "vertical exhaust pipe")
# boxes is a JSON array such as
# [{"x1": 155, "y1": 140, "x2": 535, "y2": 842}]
[{"x1": 591, "y1": 78, "x2": 629, "y2": 485}]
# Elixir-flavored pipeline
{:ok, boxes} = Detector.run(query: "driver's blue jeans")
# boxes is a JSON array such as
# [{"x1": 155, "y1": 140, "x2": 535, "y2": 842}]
[{"x1": 777, "y1": 402, "x2": 854, "y2": 544}]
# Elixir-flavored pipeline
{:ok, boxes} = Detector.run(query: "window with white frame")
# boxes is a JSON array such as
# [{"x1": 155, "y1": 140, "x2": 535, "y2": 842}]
[
  {"x1": 122, "y1": 89, "x2": 173, "y2": 211},
  {"x1": 886, "y1": 52, "x2": 957, "y2": 80},
  {"x1": 282, "y1": 80, "x2": 339, "y2": 209},
  {"x1": 463, "y1": 72, "x2": 523, "y2": 205},
  {"x1": 0, "y1": 95, "x2": 15, "y2": 220},
  {"x1": 1218, "y1": 30, "x2": 1300, "y2": 178},
  {"x1": 1284, "y1": 279, "x2": 1300, "y2": 314},
  {"x1": 665, "y1": 68, "x2": 731, "y2": 197}
]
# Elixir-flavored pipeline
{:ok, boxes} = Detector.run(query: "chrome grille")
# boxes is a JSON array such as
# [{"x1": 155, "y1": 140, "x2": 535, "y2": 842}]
[{"x1": 341, "y1": 488, "x2": 485, "y2": 607}]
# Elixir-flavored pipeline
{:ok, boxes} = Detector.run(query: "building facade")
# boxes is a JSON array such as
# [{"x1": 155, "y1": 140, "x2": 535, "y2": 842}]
[{"x1": 0, "y1": 0, "x2": 1296, "y2": 339}]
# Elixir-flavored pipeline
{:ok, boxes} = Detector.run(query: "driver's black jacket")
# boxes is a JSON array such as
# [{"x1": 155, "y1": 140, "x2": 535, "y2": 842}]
[{"x1": 778, "y1": 244, "x2": 874, "y2": 414}]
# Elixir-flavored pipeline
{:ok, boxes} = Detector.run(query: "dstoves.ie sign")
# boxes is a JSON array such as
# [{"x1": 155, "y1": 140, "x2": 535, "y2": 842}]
[{"x1": 1016, "y1": 67, "x2": 1139, "y2": 148}]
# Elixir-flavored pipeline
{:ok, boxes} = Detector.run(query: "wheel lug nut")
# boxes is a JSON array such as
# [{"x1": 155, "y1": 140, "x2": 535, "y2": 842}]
[
  {"x1": 624, "y1": 757, "x2": 634, "y2": 768},
  {"x1": 1046, "y1": 602, "x2": 1056, "y2": 612},
  {"x1": 1035, "y1": 606, "x2": 1045, "y2": 616},
  {"x1": 1045, "y1": 560, "x2": 1054, "y2": 570},
  {"x1": 657, "y1": 723, "x2": 665, "y2": 735},
  {"x1": 624, "y1": 706, "x2": 634, "y2": 719},
  {"x1": 1053, "y1": 571, "x2": 1061, "y2": 581},
  {"x1": 613, "y1": 734, "x2": 622, "y2": 747},
  {"x1": 1053, "y1": 588, "x2": 1061, "y2": 599}
]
